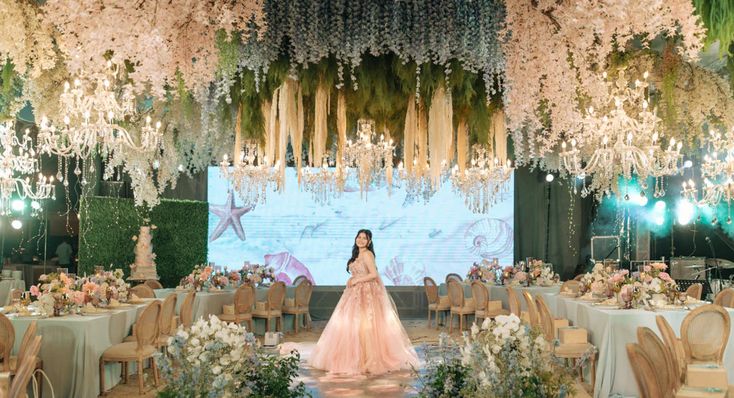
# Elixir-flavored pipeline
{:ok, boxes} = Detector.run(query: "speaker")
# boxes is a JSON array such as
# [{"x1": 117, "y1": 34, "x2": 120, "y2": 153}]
[
  {"x1": 670, "y1": 257, "x2": 706, "y2": 280},
  {"x1": 635, "y1": 220, "x2": 650, "y2": 261}
]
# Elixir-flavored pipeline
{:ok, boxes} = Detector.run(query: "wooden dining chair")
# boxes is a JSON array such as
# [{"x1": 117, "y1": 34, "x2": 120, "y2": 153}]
[
  {"x1": 124, "y1": 293, "x2": 177, "y2": 347},
  {"x1": 637, "y1": 326, "x2": 677, "y2": 395},
  {"x1": 8, "y1": 321, "x2": 44, "y2": 397},
  {"x1": 627, "y1": 343, "x2": 663, "y2": 398},
  {"x1": 445, "y1": 273, "x2": 463, "y2": 284},
  {"x1": 0, "y1": 313, "x2": 15, "y2": 372},
  {"x1": 536, "y1": 295, "x2": 596, "y2": 390},
  {"x1": 522, "y1": 291, "x2": 540, "y2": 328},
  {"x1": 447, "y1": 280, "x2": 474, "y2": 333},
  {"x1": 471, "y1": 281, "x2": 490, "y2": 326},
  {"x1": 423, "y1": 277, "x2": 449, "y2": 329},
  {"x1": 219, "y1": 284, "x2": 255, "y2": 330},
  {"x1": 292, "y1": 275, "x2": 308, "y2": 286},
  {"x1": 252, "y1": 282, "x2": 286, "y2": 332},
  {"x1": 506, "y1": 286, "x2": 522, "y2": 317},
  {"x1": 656, "y1": 315, "x2": 686, "y2": 385},
  {"x1": 684, "y1": 283, "x2": 702, "y2": 301},
  {"x1": 282, "y1": 280, "x2": 313, "y2": 333},
  {"x1": 679, "y1": 304, "x2": 730, "y2": 364},
  {"x1": 713, "y1": 288, "x2": 734, "y2": 308},
  {"x1": 129, "y1": 284, "x2": 155, "y2": 299},
  {"x1": 144, "y1": 280, "x2": 163, "y2": 290},
  {"x1": 534, "y1": 295, "x2": 569, "y2": 338},
  {"x1": 180, "y1": 291, "x2": 196, "y2": 328},
  {"x1": 8, "y1": 334, "x2": 41, "y2": 398},
  {"x1": 100, "y1": 301, "x2": 161, "y2": 395}
]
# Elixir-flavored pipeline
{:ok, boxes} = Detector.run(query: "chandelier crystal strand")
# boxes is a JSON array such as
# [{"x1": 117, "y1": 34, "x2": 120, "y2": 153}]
[
  {"x1": 682, "y1": 127, "x2": 734, "y2": 210},
  {"x1": 302, "y1": 155, "x2": 345, "y2": 205},
  {"x1": 219, "y1": 142, "x2": 281, "y2": 207},
  {"x1": 450, "y1": 145, "x2": 513, "y2": 214},
  {"x1": 344, "y1": 119, "x2": 395, "y2": 197},
  {"x1": 396, "y1": 157, "x2": 446, "y2": 204},
  {"x1": 559, "y1": 71, "x2": 683, "y2": 200},
  {"x1": 0, "y1": 123, "x2": 55, "y2": 215}
]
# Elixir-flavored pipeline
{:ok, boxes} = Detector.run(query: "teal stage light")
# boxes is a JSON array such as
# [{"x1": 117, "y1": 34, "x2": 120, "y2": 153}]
[
  {"x1": 10, "y1": 200, "x2": 25, "y2": 212},
  {"x1": 676, "y1": 200, "x2": 695, "y2": 225}
]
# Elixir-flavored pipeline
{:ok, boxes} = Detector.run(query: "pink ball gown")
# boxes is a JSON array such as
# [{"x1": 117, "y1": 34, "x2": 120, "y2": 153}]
[{"x1": 308, "y1": 256, "x2": 420, "y2": 375}]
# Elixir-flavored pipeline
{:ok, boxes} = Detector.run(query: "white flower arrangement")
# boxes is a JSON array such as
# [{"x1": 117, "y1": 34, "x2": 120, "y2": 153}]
[
  {"x1": 160, "y1": 315, "x2": 258, "y2": 396},
  {"x1": 456, "y1": 314, "x2": 575, "y2": 396}
]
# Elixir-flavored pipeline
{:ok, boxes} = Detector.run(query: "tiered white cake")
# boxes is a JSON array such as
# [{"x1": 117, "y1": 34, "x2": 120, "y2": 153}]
[{"x1": 130, "y1": 226, "x2": 159, "y2": 280}]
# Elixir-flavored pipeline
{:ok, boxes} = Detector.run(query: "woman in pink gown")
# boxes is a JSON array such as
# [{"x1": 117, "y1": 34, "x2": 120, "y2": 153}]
[{"x1": 308, "y1": 229, "x2": 420, "y2": 375}]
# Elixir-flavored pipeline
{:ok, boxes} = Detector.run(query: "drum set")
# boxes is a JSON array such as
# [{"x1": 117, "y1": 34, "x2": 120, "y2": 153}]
[{"x1": 684, "y1": 258, "x2": 734, "y2": 297}]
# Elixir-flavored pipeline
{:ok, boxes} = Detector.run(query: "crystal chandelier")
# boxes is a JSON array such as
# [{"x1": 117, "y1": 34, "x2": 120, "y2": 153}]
[
  {"x1": 0, "y1": 123, "x2": 55, "y2": 215},
  {"x1": 681, "y1": 127, "x2": 734, "y2": 212},
  {"x1": 450, "y1": 145, "x2": 513, "y2": 213},
  {"x1": 219, "y1": 142, "x2": 281, "y2": 206},
  {"x1": 37, "y1": 62, "x2": 163, "y2": 185},
  {"x1": 396, "y1": 159, "x2": 447, "y2": 204},
  {"x1": 301, "y1": 156, "x2": 345, "y2": 205},
  {"x1": 559, "y1": 71, "x2": 683, "y2": 200},
  {"x1": 345, "y1": 119, "x2": 395, "y2": 196}
]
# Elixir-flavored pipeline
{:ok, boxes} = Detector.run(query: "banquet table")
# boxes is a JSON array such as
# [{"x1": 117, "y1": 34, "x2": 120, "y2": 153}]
[
  {"x1": 545, "y1": 294, "x2": 734, "y2": 398},
  {"x1": 438, "y1": 282, "x2": 561, "y2": 311},
  {"x1": 7, "y1": 301, "x2": 152, "y2": 398},
  {"x1": 0, "y1": 279, "x2": 25, "y2": 306},
  {"x1": 155, "y1": 286, "x2": 299, "y2": 334}
]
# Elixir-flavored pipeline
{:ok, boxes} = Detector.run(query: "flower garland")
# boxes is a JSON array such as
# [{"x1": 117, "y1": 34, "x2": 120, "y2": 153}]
[{"x1": 502, "y1": 0, "x2": 705, "y2": 166}]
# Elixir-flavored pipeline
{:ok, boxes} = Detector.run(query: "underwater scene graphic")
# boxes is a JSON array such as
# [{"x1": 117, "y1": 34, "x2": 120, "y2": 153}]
[{"x1": 208, "y1": 167, "x2": 514, "y2": 286}]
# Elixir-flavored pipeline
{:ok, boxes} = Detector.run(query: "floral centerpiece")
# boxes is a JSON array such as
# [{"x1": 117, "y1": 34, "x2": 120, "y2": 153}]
[
  {"x1": 604, "y1": 263, "x2": 679, "y2": 308},
  {"x1": 579, "y1": 263, "x2": 613, "y2": 296},
  {"x1": 638, "y1": 262, "x2": 678, "y2": 303},
  {"x1": 30, "y1": 273, "x2": 85, "y2": 316},
  {"x1": 240, "y1": 263, "x2": 275, "y2": 287},
  {"x1": 466, "y1": 259, "x2": 500, "y2": 283},
  {"x1": 209, "y1": 270, "x2": 230, "y2": 290},
  {"x1": 501, "y1": 266, "x2": 517, "y2": 284},
  {"x1": 82, "y1": 268, "x2": 129, "y2": 303},
  {"x1": 508, "y1": 260, "x2": 558, "y2": 287},
  {"x1": 227, "y1": 270, "x2": 242, "y2": 286},
  {"x1": 416, "y1": 314, "x2": 576, "y2": 397},
  {"x1": 179, "y1": 264, "x2": 214, "y2": 291},
  {"x1": 158, "y1": 316, "x2": 307, "y2": 398}
]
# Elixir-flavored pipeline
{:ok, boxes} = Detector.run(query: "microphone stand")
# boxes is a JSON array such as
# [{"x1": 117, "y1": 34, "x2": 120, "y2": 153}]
[{"x1": 706, "y1": 237, "x2": 722, "y2": 294}]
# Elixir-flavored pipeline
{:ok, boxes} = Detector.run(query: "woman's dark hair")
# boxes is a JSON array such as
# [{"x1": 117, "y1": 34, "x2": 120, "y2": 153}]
[{"x1": 347, "y1": 229, "x2": 375, "y2": 273}]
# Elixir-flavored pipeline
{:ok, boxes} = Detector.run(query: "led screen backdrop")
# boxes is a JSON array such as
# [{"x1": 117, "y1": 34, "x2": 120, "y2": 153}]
[{"x1": 208, "y1": 167, "x2": 513, "y2": 285}]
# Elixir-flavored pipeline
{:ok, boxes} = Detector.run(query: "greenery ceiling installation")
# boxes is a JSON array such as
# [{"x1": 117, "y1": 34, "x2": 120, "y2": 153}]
[{"x1": 78, "y1": 196, "x2": 207, "y2": 287}]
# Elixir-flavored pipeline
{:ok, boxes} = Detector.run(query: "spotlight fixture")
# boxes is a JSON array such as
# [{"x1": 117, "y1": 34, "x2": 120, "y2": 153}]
[
  {"x1": 10, "y1": 219, "x2": 22, "y2": 230},
  {"x1": 545, "y1": 173, "x2": 554, "y2": 183}
]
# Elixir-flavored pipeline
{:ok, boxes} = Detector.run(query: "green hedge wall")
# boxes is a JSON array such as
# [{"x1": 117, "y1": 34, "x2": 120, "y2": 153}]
[{"x1": 78, "y1": 196, "x2": 208, "y2": 287}]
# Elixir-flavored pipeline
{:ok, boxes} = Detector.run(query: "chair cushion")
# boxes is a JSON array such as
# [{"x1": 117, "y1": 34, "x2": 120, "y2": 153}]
[
  {"x1": 554, "y1": 342, "x2": 594, "y2": 358},
  {"x1": 282, "y1": 305, "x2": 307, "y2": 313},
  {"x1": 102, "y1": 342, "x2": 157, "y2": 361},
  {"x1": 218, "y1": 313, "x2": 252, "y2": 322},
  {"x1": 7, "y1": 356, "x2": 42, "y2": 372},
  {"x1": 439, "y1": 296, "x2": 450, "y2": 306},
  {"x1": 252, "y1": 308, "x2": 282, "y2": 317},
  {"x1": 428, "y1": 303, "x2": 450, "y2": 311}
]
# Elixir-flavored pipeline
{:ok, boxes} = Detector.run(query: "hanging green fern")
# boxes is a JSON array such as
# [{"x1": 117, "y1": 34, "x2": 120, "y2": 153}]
[{"x1": 693, "y1": 0, "x2": 734, "y2": 55}]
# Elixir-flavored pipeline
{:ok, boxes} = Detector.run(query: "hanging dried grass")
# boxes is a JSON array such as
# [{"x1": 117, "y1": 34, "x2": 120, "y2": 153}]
[
  {"x1": 491, "y1": 108, "x2": 507, "y2": 162},
  {"x1": 336, "y1": 91, "x2": 347, "y2": 169},
  {"x1": 427, "y1": 85, "x2": 453, "y2": 187},
  {"x1": 312, "y1": 81, "x2": 329, "y2": 166},
  {"x1": 456, "y1": 117, "x2": 468, "y2": 172},
  {"x1": 403, "y1": 97, "x2": 417, "y2": 173}
]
